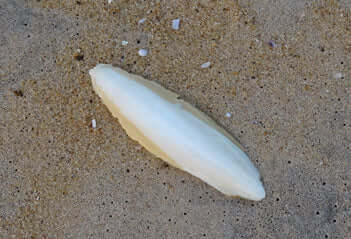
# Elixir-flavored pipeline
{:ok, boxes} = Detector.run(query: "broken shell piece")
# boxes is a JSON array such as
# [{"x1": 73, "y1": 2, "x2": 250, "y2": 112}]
[
  {"x1": 92, "y1": 119, "x2": 97, "y2": 129},
  {"x1": 172, "y1": 19, "x2": 180, "y2": 30},
  {"x1": 138, "y1": 49, "x2": 148, "y2": 56},
  {"x1": 225, "y1": 112, "x2": 232, "y2": 118},
  {"x1": 201, "y1": 62, "x2": 211, "y2": 68},
  {"x1": 138, "y1": 18, "x2": 146, "y2": 24},
  {"x1": 121, "y1": 40, "x2": 128, "y2": 46},
  {"x1": 89, "y1": 64, "x2": 266, "y2": 201},
  {"x1": 268, "y1": 41, "x2": 276, "y2": 47}
]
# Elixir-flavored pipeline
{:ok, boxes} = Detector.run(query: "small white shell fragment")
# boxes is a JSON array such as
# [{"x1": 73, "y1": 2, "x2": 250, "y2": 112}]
[
  {"x1": 138, "y1": 18, "x2": 146, "y2": 24},
  {"x1": 333, "y1": 72, "x2": 343, "y2": 79},
  {"x1": 121, "y1": 40, "x2": 128, "y2": 46},
  {"x1": 92, "y1": 119, "x2": 97, "y2": 129},
  {"x1": 201, "y1": 61, "x2": 211, "y2": 68},
  {"x1": 108, "y1": 0, "x2": 113, "y2": 3},
  {"x1": 225, "y1": 112, "x2": 232, "y2": 118},
  {"x1": 268, "y1": 41, "x2": 276, "y2": 47},
  {"x1": 138, "y1": 49, "x2": 148, "y2": 57},
  {"x1": 89, "y1": 64, "x2": 265, "y2": 201},
  {"x1": 172, "y1": 19, "x2": 180, "y2": 30}
]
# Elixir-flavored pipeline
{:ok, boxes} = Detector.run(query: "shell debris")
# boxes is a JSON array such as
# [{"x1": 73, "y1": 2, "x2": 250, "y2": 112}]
[
  {"x1": 138, "y1": 18, "x2": 146, "y2": 24},
  {"x1": 268, "y1": 41, "x2": 276, "y2": 47},
  {"x1": 121, "y1": 40, "x2": 128, "y2": 46},
  {"x1": 92, "y1": 119, "x2": 97, "y2": 129},
  {"x1": 138, "y1": 49, "x2": 148, "y2": 57},
  {"x1": 172, "y1": 19, "x2": 180, "y2": 30},
  {"x1": 201, "y1": 62, "x2": 211, "y2": 68}
]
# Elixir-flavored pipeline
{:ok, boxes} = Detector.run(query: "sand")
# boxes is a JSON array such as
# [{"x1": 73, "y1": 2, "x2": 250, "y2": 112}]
[{"x1": 0, "y1": 0, "x2": 350, "y2": 238}]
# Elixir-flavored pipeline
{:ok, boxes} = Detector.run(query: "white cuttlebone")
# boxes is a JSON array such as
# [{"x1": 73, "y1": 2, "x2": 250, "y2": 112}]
[{"x1": 89, "y1": 64, "x2": 265, "y2": 201}]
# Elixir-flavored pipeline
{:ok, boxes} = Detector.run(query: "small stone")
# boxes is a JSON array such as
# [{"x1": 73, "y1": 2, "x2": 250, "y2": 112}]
[
  {"x1": 108, "y1": 0, "x2": 113, "y2": 3},
  {"x1": 225, "y1": 112, "x2": 232, "y2": 118},
  {"x1": 138, "y1": 49, "x2": 148, "y2": 56},
  {"x1": 201, "y1": 62, "x2": 211, "y2": 68},
  {"x1": 333, "y1": 72, "x2": 343, "y2": 79},
  {"x1": 121, "y1": 40, "x2": 128, "y2": 46},
  {"x1": 73, "y1": 52, "x2": 84, "y2": 61},
  {"x1": 92, "y1": 119, "x2": 97, "y2": 129},
  {"x1": 172, "y1": 19, "x2": 180, "y2": 30},
  {"x1": 13, "y1": 90, "x2": 23, "y2": 97}
]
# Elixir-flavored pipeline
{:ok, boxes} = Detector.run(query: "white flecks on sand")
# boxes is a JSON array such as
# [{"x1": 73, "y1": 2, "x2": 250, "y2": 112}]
[
  {"x1": 92, "y1": 119, "x2": 97, "y2": 129},
  {"x1": 108, "y1": 0, "x2": 113, "y2": 3},
  {"x1": 172, "y1": 19, "x2": 180, "y2": 30},
  {"x1": 333, "y1": 72, "x2": 343, "y2": 79},
  {"x1": 138, "y1": 49, "x2": 148, "y2": 56},
  {"x1": 268, "y1": 41, "x2": 276, "y2": 47},
  {"x1": 121, "y1": 40, "x2": 128, "y2": 46},
  {"x1": 201, "y1": 62, "x2": 211, "y2": 68},
  {"x1": 225, "y1": 112, "x2": 232, "y2": 118},
  {"x1": 138, "y1": 18, "x2": 146, "y2": 24}
]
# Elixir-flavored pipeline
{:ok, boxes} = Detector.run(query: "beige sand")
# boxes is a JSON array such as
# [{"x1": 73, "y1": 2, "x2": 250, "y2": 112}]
[{"x1": 0, "y1": 0, "x2": 350, "y2": 238}]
